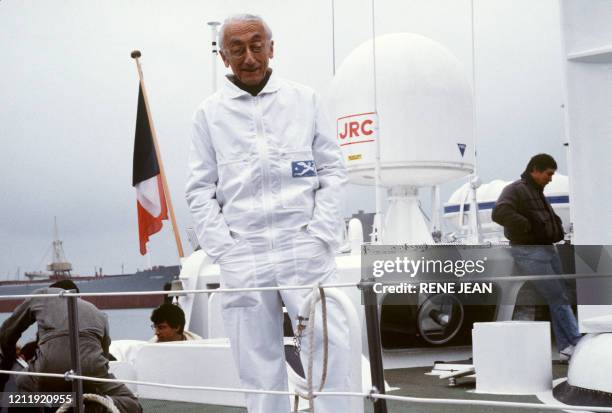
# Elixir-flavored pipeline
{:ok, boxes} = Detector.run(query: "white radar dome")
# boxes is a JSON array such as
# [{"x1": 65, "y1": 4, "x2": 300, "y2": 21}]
[{"x1": 329, "y1": 33, "x2": 474, "y2": 187}]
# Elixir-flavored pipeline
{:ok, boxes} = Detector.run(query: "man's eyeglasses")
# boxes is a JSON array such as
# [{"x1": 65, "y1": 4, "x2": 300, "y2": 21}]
[{"x1": 225, "y1": 42, "x2": 266, "y2": 59}]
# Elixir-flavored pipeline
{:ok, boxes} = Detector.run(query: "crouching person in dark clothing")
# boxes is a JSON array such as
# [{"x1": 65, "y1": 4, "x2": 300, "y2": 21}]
[
  {"x1": 0, "y1": 280, "x2": 142, "y2": 412},
  {"x1": 492, "y1": 153, "x2": 581, "y2": 361}
]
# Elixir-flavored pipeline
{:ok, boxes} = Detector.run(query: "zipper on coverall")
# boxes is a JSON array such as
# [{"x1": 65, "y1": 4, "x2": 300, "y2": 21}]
[{"x1": 253, "y1": 95, "x2": 276, "y2": 249}]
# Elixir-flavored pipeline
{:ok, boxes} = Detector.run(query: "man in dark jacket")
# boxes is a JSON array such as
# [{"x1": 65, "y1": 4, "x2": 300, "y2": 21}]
[
  {"x1": 492, "y1": 153, "x2": 581, "y2": 360},
  {"x1": 0, "y1": 280, "x2": 142, "y2": 412}
]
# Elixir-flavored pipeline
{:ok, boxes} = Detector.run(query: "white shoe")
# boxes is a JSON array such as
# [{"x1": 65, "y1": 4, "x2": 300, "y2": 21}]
[{"x1": 559, "y1": 345, "x2": 575, "y2": 361}]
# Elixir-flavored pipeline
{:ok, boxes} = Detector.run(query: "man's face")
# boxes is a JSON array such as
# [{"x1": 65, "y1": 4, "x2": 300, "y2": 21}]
[
  {"x1": 153, "y1": 322, "x2": 182, "y2": 342},
  {"x1": 530, "y1": 168, "x2": 555, "y2": 187},
  {"x1": 220, "y1": 20, "x2": 274, "y2": 86}
]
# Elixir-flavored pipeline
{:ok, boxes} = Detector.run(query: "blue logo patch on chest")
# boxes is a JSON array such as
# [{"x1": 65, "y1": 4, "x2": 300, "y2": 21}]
[{"x1": 292, "y1": 160, "x2": 316, "y2": 177}]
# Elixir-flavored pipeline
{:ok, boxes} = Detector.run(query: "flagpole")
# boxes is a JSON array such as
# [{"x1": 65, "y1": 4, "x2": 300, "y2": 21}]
[
  {"x1": 131, "y1": 50, "x2": 185, "y2": 259},
  {"x1": 207, "y1": 21, "x2": 221, "y2": 93}
]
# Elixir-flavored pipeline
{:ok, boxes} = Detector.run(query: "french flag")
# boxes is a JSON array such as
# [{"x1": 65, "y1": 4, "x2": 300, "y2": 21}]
[{"x1": 132, "y1": 85, "x2": 168, "y2": 255}]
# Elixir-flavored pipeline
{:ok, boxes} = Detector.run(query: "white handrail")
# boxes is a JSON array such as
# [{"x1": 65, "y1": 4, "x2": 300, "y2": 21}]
[{"x1": 2, "y1": 369, "x2": 612, "y2": 412}]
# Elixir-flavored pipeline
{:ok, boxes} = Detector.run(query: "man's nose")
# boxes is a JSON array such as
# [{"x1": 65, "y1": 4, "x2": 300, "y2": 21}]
[{"x1": 244, "y1": 49, "x2": 256, "y2": 65}]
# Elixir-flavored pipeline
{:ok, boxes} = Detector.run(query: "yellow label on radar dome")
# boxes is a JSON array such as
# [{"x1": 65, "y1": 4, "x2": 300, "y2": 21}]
[{"x1": 348, "y1": 154, "x2": 362, "y2": 161}]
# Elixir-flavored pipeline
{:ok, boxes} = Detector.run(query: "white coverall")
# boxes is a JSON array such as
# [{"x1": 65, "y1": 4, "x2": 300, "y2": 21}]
[{"x1": 186, "y1": 72, "x2": 350, "y2": 412}]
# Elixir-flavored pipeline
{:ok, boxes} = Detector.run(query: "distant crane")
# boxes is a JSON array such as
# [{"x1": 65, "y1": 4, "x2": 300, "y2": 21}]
[
  {"x1": 47, "y1": 217, "x2": 72, "y2": 278},
  {"x1": 25, "y1": 217, "x2": 73, "y2": 280}
]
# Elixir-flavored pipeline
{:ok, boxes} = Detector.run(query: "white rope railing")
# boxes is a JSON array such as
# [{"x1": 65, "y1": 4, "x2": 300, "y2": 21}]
[
  {"x1": 0, "y1": 282, "x2": 359, "y2": 300},
  {"x1": 461, "y1": 272, "x2": 611, "y2": 283},
  {"x1": 1, "y1": 273, "x2": 610, "y2": 301},
  {"x1": 0, "y1": 369, "x2": 360, "y2": 397},
  {"x1": 2, "y1": 369, "x2": 612, "y2": 412},
  {"x1": 3, "y1": 277, "x2": 612, "y2": 412}
]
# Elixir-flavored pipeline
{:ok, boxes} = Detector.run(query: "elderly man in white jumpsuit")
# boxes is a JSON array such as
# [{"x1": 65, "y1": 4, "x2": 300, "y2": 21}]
[{"x1": 186, "y1": 14, "x2": 350, "y2": 413}]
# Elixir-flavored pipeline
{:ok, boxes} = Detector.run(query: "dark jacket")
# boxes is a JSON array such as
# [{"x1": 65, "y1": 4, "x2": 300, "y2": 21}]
[{"x1": 492, "y1": 172, "x2": 564, "y2": 245}]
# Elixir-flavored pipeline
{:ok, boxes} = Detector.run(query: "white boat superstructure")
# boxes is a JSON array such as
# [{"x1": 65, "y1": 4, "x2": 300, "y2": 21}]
[
  {"x1": 544, "y1": 0, "x2": 612, "y2": 405},
  {"x1": 105, "y1": 1, "x2": 612, "y2": 410}
]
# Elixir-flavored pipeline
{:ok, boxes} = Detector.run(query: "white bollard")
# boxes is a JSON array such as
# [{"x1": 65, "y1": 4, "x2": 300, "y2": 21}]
[{"x1": 472, "y1": 321, "x2": 552, "y2": 394}]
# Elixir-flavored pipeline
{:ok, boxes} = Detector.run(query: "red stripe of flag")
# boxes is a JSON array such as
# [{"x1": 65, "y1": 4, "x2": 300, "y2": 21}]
[{"x1": 132, "y1": 84, "x2": 168, "y2": 255}]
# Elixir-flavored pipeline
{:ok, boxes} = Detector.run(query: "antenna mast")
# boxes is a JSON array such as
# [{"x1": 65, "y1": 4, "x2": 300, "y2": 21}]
[
  {"x1": 208, "y1": 21, "x2": 221, "y2": 93},
  {"x1": 467, "y1": 0, "x2": 482, "y2": 244},
  {"x1": 370, "y1": 0, "x2": 384, "y2": 244}
]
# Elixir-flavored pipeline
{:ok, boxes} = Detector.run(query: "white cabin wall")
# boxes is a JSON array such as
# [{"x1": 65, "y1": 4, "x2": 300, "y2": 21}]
[{"x1": 559, "y1": 0, "x2": 612, "y2": 325}]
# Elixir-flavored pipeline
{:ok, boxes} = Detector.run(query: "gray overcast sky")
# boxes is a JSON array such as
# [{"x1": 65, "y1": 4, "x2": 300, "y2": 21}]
[{"x1": 0, "y1": 0, "x2": 567, "y2": 278}]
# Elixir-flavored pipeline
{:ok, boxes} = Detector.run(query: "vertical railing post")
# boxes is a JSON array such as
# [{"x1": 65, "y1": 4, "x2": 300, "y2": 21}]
[
  {"x1": 65, "y1": 290, "x2": 84, "y2": 413},
  {"x1": 361, "y1": 281, "x2": 388, "y2": 413}
]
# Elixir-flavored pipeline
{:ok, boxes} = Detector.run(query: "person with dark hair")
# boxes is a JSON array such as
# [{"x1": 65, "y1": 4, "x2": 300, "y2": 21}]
[
  {"x1": 493, "y1": 153, "x2": 562, "y2": 245},
  {"x1": 493, "y1": 153, "x2": 581, "y2": 361},
  {"x1": 149, "y1": 303, "x2": 202, "y2": 342},
  {"x1": 0, "y1": 282, "x2": 142, "y2": 412},
  {"x1": 524, "y1": 153, "x2": 558, "y2": 177},
  {"x1": 49, "y1": 279, "x2": 79, "y2": 292}
]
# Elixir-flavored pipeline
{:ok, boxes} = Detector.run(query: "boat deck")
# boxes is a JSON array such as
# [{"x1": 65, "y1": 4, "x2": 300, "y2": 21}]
[{"x1": 139, "y1": 363, "x2": 569, "y2": 413}]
